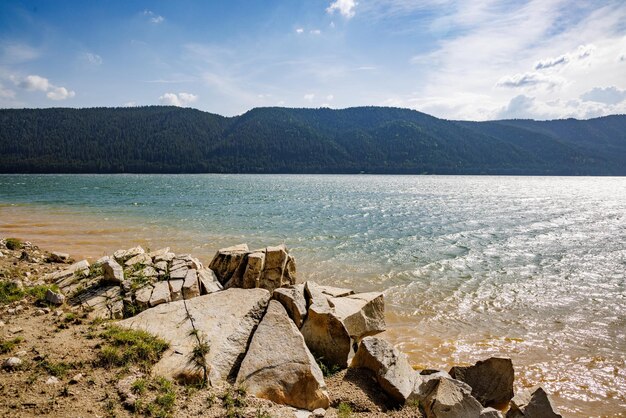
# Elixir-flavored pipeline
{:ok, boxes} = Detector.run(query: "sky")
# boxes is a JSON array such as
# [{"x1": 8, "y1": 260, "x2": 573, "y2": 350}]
[{"x1": 0, "y1": 0, "x2": 625, "y2": 121}]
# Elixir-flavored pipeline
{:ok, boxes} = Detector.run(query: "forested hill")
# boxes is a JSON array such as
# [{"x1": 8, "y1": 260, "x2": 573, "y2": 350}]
[{"x1": 0, "y1": 106, "x2": 624, "y2": 175}]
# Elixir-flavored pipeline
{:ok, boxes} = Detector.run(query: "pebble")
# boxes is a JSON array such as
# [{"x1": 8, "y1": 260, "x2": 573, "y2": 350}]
[
  {"x1": 70, "y1": 373, "x2": 83, "y2": 384},
  {"x1": 2, "y1": 357, "x2": 23, "y2": 370},
  {"x1": 0, "y1": 321, "x2": 5, "y2": 327},
  {"x1": 43, "y1": 307, "x2": 51, "y2": 314},
  {"x1": 8, "y1": 327, "x2": 23, "y2": 334},
  {"x1": 15, "y1": 350, "x2": 28, "y2": 357},
  {"x1": 54, "y1": 310, "x2": 64, "y2": 317},
  {"x1": 45, "y1": 376, "x2": 60, "y2": 385},
  {"x1": 6, "y1": 309, "x2": 16, "y2": 315},
  {"x1": 35, "y1": 309, "x2": 46, "y2": 316}
]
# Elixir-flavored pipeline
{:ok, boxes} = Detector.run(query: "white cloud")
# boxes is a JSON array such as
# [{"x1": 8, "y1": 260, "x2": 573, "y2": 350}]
[
  {"x1": 496, "y1": 93, "x2": 626, "y2": 120},
  {"x1": 46, "y1": 87, "x2": 75, "y2": 100},
  {"x1": 19, "y1": 75, "x2": 49, "y2": 91},
  {"x1": 14, "y1": 74, "x2": 75, "y2": 101},
  {"x1": 304, "y1": 93, "x2": 315, "y2": 101},
  {"x1": 143, "y1": 10, "x2": 165, "y2": 24},
  {"x1": 310, "y1": 29, "x2": 322, "y2": 35},
  {"x1": 296, "y1": 28, "x2": 304, "y2": 34},
  {"x1": 123, "y1": 101, "x2": 138, "y2": 107},
  {"x1": 534, "y1": 44, "x2": 595, "y2": 70},
  {"x1": 326, "y1": 94, "x2": 334, "y2": 101},
  {"x1": 496, "y1": 72, "x2": 565, "y2": 89},
  {"x1": 327, "y1": 0, "x2": 357, "y2": 19},
  {"x1": 580, "y1": 86, "x2": 626, "y2": 105},
  {"x1": 83, "y1": 52, "x2": 103, "y2": 65},
  {"x1": 158, "y1": 92, "x2": 198, "y2": 107}
]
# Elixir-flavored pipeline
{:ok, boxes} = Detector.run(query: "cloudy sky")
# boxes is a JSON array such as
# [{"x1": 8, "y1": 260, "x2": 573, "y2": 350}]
[{"x1": 0, "y1": 0, "x2": 625, "y2": 120}]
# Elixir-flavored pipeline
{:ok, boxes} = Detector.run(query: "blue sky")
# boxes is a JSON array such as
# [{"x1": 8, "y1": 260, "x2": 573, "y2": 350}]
[{"x1": 0, "y1": 0, "x2": 625, "y2": 120}]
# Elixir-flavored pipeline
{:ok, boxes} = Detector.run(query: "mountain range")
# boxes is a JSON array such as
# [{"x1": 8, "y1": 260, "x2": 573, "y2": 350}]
[{"x1": 0, "y1": 106, "x2": 624, "y2": 175}]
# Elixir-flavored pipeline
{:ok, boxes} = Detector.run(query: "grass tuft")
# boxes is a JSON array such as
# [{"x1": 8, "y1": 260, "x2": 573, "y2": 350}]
[
  {"x1": 0, "y1": 337, "x2": 24, "y2": 354},
  {"x1": 5, "y1": 238, "x2": 23, "y2": 250},
  {"x1": 97, "y1": 325, "x2": 168, "y2": 371}
]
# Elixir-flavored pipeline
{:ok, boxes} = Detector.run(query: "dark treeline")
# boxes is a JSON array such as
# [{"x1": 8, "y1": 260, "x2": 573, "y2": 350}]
[{"x1": 0, "y1": 106, "x2": 624, "y2": 175}]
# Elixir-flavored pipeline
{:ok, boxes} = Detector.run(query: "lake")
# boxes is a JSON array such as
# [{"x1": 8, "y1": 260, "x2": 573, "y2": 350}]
[{"x1": 1, "y1": 174, "x2": 625, "y2": 416}]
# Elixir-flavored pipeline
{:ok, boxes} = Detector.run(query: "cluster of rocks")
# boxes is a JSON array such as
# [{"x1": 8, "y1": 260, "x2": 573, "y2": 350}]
[
  {"x1": 116, "y1": 244, "x2": 562, "y2": 417},
  {"x1": 2, "y1": 239, "x2": 563, "y2": 417}
]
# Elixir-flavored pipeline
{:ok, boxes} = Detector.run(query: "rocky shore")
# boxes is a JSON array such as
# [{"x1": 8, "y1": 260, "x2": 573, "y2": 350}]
[{"x1": 0, "y1": 237, "x2": 563, "y2": 417}]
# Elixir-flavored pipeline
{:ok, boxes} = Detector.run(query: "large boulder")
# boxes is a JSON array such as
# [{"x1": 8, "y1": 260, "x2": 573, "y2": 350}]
[
  {"x1": 300, "y1": 283, "x2": 352, "y2": 368},
  {"x1": 409, "y1": 373, "x2": 483, "y2": 418},
  {"x1": 241, "y1": 251, "x2": 265, "y2": 288},
  {"x1": 506, "y1": 387, "x2": 562, "y2": 418},
  {"x1": 481, "y1": 407, "x2": 504, "y2": 418},
  {"x1": 260, "y1": 245, "x2": 296, "y2": 291},
  {"x1": 208, "y1": 244, "x2": 249, "y2": 286},
  {"x1": 330, "y1": 292, "x2": 385, "y2": 341},
  {"x1": 119, "y1": 288, "x2": 270, "y2": 384},
  {"x1": 237, "y1": 301, "x2": 330, "y2": 410},
  {"x1": 449, "y1": 357, "x2": 514, "y2": 407},
  {"x1": 349, "y1": 337, "x2": 415, "y2": 403},
  {"x1": 272, "y1": 284, "x2": 307, "y2": 328}
]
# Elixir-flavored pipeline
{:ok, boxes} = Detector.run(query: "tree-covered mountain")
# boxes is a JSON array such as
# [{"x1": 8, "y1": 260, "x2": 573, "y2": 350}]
[{"x1": 0, "y1": 106, "x2": 624, "y2": 175}]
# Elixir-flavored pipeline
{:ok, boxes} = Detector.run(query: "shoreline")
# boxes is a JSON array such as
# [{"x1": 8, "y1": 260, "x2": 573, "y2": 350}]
[{"x1": 0, "y1": 233, "x2": 623, "y2": 416}]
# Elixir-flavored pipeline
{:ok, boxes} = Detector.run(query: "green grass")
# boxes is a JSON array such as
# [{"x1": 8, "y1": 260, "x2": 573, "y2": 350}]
[
  {"x1": 221, "y1": 385, "x2": 248, "y2": 418},
  {"x1": 315, "y1": 355, "x2": 341, "y2": 377},
  {"x1": 5, "y1": 238, "x2": 23, "y2": 250},
  {"x1": 131, "y1": 378, "x2": 147, "y2": 395},
  {"x1": 0, "y1": 281, "x2": 59, "y2": 305},
  {"x1": 0, "y1": 337, "x2": 23, "y2": 354},
  {"x1": 97, "y1": 325, "x2": 169, "y2": 370},
  {"x1": 337, "y1": 402, "x2": 353, "y2": 418},
  {"x1": 38, "y1": 359, "x2": 73, "y2": 377}
]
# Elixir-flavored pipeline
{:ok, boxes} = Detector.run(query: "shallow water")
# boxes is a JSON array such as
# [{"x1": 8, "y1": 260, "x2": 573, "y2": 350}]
[{"x1": 1, "y1": 174, "x2": 625, "y2": 416}]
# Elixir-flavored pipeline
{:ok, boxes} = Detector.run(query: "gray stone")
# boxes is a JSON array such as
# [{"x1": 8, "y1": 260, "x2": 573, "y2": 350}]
[
  {"x1": 450, "y1": 357, "x2": 514, "y2": 407},
  {"x1": 45, "y1": 289, "x2": 65, "y2": 305},
  {"x1": 506, "y1": 387, "x2": 562, "y2": 418},
  {"x1": 237, "y1": 300, "x2": 330, "y2": 410},
  {"x1": 272, "y1": 284, "x2": 307, "y2": 328},
  {"x1": 208, "y1": 243, "x2": 249, "y2": 285},
  {"x1": 350, "y1": 337, "x2": 415, "y2": 403},
  {"x1": 102, "y1": 259, "x2": 124, "y2": 284},
  {"x1": 169, "y1": 279, "x2": 184, "y2": 301},
  {"x1": 125, "y1": 253, "x2": 152, "y2": 267},
  {"x1": 74, "y1": 286, "x2": 124, "y2": 319},
  {"x1": 119, "y1": 288, "x2": 270, "y2": 384},
  {"x1": 169, "y1": 266, "x2": 188, "y2": 280},
  {"x1": 134, "y1": 266, "x2": 158, "y2": 278},
  {"x1": 182, "y1": 269, "x2": 200, "y2": 299},
  {"x1": 154, "y1": 261, "x2": 168, "y2": 271},
  {"x1": 113, "y1": 246, "x2": 145, "y2": 262},
  {"x1": 150, "y1": 281, "x2": 172, "y2": 307},
  {"x1": 45, "y1": 376, "x2": 60, "y2": 384},
  {"x1": 154, "y1": 252, "x2": 176, "y2": 263},
  {"x1": 198, "y1": 268, "x2": 223, "y2": 294},
  {"x1": 135, "y1": 285, "x2": 154, "y2": 309},
  {"x1": 148, "y1": 247, "x2": 170, "y2": 260},
  {"x1": 261, "y1": 244, "x2": 296, "y2": 291},
  {"x1": 48, "y1": 259, "x2": 90, "y2": 281}
]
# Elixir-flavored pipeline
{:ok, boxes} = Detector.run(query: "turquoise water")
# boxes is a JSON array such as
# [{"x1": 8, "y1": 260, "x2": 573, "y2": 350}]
[{"x1": 1, "y1": 174, "x2": 625, "y2": 415}]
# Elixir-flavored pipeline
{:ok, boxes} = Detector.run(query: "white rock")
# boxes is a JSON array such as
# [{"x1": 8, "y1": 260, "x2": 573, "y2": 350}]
[
  {"x1": 46, "y1": 376, "x2": 60, "y2": 384},
  {"x1": 182, "y1": 269, "x2": 200, "y2": 299},
  {"x1": 506, "y1": 387, "x2": 562, "y2": 418},
  {"x1": 2, "y1": 357, "x2": 22, "y2": 370},
  {"x1": 125, "y1": 253, "x2": 152, "y2": 267},
  {"x1": 198, "y1": 268, "x2": 223, "y2": 294},
  {"x1": 114, "y1": 246, "x2": 145, "y2": 262},
  {"x1": 102, "y1": 259, "x2": 124, "y2": 284},
  {"x1": 45, "y1": 289, "x2": 65, "y2": 305},
  {"x1": 273, "y1": 284, "x2": 307, "y2": 328},
  {"x1": 149, "y1": 281, "x2": 172, "y2": 307}
]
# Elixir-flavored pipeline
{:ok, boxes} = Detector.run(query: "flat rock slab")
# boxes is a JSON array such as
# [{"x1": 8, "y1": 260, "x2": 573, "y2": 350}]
[
  {"x1": 330, "y1": 292, "x2": 386, "y2": 341},
  {"x1": 412, "y1": 374, "x2": 483, "y2": 418},
  {"x1": 119, "y1": 288, "x2": 270, "y2": 384},
  {"x1": 237, "y1": 300, "x2": 330, "y2": 410}
]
